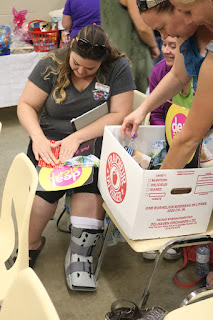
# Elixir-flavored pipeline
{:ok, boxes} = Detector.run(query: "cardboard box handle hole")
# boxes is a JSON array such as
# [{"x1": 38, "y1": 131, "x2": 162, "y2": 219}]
[{"x1": 171, "y1": 187, "x2": 192, "y2": 195}]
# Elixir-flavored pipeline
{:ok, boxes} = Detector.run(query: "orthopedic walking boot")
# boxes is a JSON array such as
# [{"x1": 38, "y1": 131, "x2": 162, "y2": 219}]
[{"x1": 65, "y1": 226, "x2": 103, "y2": 291}]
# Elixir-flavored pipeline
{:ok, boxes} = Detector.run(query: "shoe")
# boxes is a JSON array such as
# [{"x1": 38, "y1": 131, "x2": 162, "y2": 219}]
[
  {"x1": 13, "y1": 236, "x2": 46, "y2": 269},
  {"x1": 143, "y1": 248, "x2": 182, "y2": 260},
  {"x1": 142, "y1": 250, "x2": 158, "y2": 260},
  {"x1": 29, "y1": 236, "x2": 46, "y2": 268}
]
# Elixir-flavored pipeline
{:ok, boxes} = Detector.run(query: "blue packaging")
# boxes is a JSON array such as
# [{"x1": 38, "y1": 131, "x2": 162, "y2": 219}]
[{"x1": 0, "y1": 25, "x2": 11, "y2": 56}]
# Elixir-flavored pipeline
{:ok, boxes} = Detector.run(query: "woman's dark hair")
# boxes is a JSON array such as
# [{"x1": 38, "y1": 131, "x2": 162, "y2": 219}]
[
  {"x1": 72, "y1": 24, "x2": 110, "y2": 61},
  {"x1": 43, "y1": 24, "x2": 131, "y2": 103},
  {"x1": 154, "y1": 1, "x2": 174, "y2": 13}
]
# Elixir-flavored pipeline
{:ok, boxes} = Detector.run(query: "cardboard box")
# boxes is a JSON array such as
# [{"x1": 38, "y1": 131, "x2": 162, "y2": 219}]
[{"x1": 98, "y1": 126, "x2": 213, "y2": 240}]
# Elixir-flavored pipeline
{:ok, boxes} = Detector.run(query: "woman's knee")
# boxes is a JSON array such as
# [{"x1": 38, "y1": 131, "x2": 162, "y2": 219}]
[{"x1": 71, "y1": 193, "x2": 105, "y2": 219}]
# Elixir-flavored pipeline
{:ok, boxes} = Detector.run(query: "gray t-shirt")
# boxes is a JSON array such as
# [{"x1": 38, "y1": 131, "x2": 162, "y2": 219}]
[
  {"x1": 28, "y1": 49, "x2": 136, "y2": 141},
  {"x1": 206, "y1": 40, "x2": 213, "y2": 56}
]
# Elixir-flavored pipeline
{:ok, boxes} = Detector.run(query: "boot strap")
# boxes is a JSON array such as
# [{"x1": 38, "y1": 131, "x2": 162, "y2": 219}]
[
  {"x1": 71, "y1": 240, "x2": 94, "y2": 256},
  {"x1": 66, "y1": 260, "x2": 93, "y2": 276}
]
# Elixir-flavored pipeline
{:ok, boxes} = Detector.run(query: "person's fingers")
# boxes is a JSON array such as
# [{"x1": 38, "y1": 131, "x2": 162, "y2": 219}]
[
  {"x1": 60, "y1": 154, "x2": 69, "y2": 164},
  {"x1": 40, "y1": 153, "x2": 54, "y2": 165},
  {"x1": 131, "y1": 123, "x2": 139, "y2": 140},
  {"x1": 125, "y1": 126, "x2": 133, "y2": 140},
  {"x1": 33, "y1": 139, "x2": 60, "y2": 166},
  {"x1": 121, "y1": 117, "x2": 135, "y2": 140},
  {"x1": 39, "y1": 149, "x2": 58, "y2": 165},
  {"x1": 49, "y1": 152, "x2": 59, "y2": 165},
  {"x1": 34, "y1": 152, "x2": 39, "y2": 161},
  {"x1": 53, "y1": 140, "x2": 61, "y2": 148},
  {"x1": 59, "y1": 147, "x2": 73, "y2": 164},
  {"x1": 59, "y1": 153, "x2": 66, "y2": 164},
  {"x1": 121, "y1": 123, "x2": 127, "y2": 140},
  {"x1": 49, "y1": 141, "x2": 62, "y2": 164}
]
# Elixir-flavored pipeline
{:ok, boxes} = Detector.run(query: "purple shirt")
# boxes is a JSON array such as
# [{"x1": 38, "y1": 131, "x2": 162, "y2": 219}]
[
  {"x1": 149, "y1": 59, "x2": 171, "y2": 125},
  {"x1": 63, "y1": 0, "x2": 101, "y2": 39}
]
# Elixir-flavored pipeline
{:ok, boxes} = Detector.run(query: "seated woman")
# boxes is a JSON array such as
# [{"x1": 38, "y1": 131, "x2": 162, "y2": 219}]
[
  {"x1": 149, "y1": 35, "x2": 193, "y2": 125},
  {"x1": 17, "y1": 24, "x2": 135, "y2": 291}
]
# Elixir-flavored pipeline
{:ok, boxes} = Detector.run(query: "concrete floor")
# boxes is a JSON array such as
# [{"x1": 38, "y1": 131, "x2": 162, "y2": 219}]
[{"x1": 0, "y1": 106, "x2": 204, "y2": 320}]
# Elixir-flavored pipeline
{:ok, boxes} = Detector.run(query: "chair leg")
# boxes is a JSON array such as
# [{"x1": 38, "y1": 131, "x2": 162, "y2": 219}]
[
  {"x1": 5, "y1": 257, "x2": 14, "y2": 269},
  {"x1": 94, "y1": 218, "x2": 114, "y2": 280},
  {"x1": 140, "y1": 250, "x2": 165, "y2": 308},
  {"x1": 140, "y1": 235, "x2": 213, "y2": 308},
  {"x1": 56, "y1": 193, "x2": 71, "y2": 233},
  {"x1": 180, "y1": 287, "x2": 208, "y2": 307}
]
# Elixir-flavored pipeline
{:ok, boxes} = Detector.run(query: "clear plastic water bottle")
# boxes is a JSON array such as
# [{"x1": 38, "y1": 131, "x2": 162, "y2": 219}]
[{"x1": 196, "y1": 244, "x2": 210, "y2": 277}]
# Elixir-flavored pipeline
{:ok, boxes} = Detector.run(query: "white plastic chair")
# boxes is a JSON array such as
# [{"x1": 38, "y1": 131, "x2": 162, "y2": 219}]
[
  {"x1": 164, "y1": 293, "x2": 213, "y2": 320},
  {"x1": 0, "y1": 268, "x2": 60, "y2": 320},
  {"x1": 133, "y1": 90, "x2": 150, "y2": 125},
  {"x1": 0, "y1": 153, "x2": 38, "y2": 303}
]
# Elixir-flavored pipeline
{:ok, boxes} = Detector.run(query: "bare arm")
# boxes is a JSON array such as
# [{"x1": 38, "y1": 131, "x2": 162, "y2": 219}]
[
  {"x1": 17, "y1": 81, "x2": 46, "y2": 139},
  {"x1": 121, "y1": 38, "x2": 191, "y2": 139},
  {"x1": 58, "y1": 90, "x2": 134, "y2": 163},
  {"x1": 161, "y1": 52, "x2": 213, "y2": 169},
  {"x1": 125, "y1": 0, "x2": 159, "y2": 58},
  {"x1": 62, "y1": 14, "x2": 72, "y2": 31},
  {"x1": 17, "y1": 81, "x2": 58, "y2": 165}
]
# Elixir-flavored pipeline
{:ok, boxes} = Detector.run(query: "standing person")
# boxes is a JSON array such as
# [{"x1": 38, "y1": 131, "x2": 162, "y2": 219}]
[
  {"x1": 17, "y1": 24, "x2": 135, "y2": 291},
  {"x1": 144, "y1": 34, "x2": 193, "y2": 260},
  {"x1": 121, "y1": 0, "x2": 213, "y2": 171},
  {"x1": 101, "y1": 0, "x2": 160, "y2": 93},
  {"x1": 149, "y1": 35, "x2": 193, "y2": 125},
  {"x1": 168, "y1": 0, "x2": 213, "y2": 290},
  {"x1": 169, "y1": 0, "x2": 213, "y2": 33},
  {"x1": 121, "y1": 0, "x2": 213, "y2": 263},
  {"x1": 62, "y1": 0, "x2": 101, "y2": 39}
]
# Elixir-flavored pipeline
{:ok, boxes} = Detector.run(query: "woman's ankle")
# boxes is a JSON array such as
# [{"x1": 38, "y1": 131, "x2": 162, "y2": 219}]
[{"x1": 29, "y1": 238, "x2": 43, "y2": 251}]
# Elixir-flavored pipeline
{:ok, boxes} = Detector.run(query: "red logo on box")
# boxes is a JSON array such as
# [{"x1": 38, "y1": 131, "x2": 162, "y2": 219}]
[{"x1": 106, "y1": 152, "x2": 127, "y2": 203}]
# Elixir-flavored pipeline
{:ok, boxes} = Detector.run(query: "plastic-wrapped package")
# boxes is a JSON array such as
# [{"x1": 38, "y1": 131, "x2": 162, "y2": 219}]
[
  {"x1": 149, "y1": 140, "x2": 167, "y2": 169},
  {"x1": 124, "y1": 145, "x2": 151, "y2": 169},
  {"x1": 64, "y1": 155, "x2": 100, "y2": 168},
  {"x1": 60, "y1": 30, "x2": 71, "y2": 47},
  {"x1": 49, "y1": 8, "x2": 64, "y2": 30},
  {"x1": 11, "y1": 9, "x2": 34, "y2": 54},
  {"x1": 0, "y1": 26, "x2": 11, "y2": 56},
  {"x1": 12, "y1": 8, "x2": 31, "y2": 43},
  {"x1": 10, "y1": 39, "x2": 34, "y2": 54}
]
